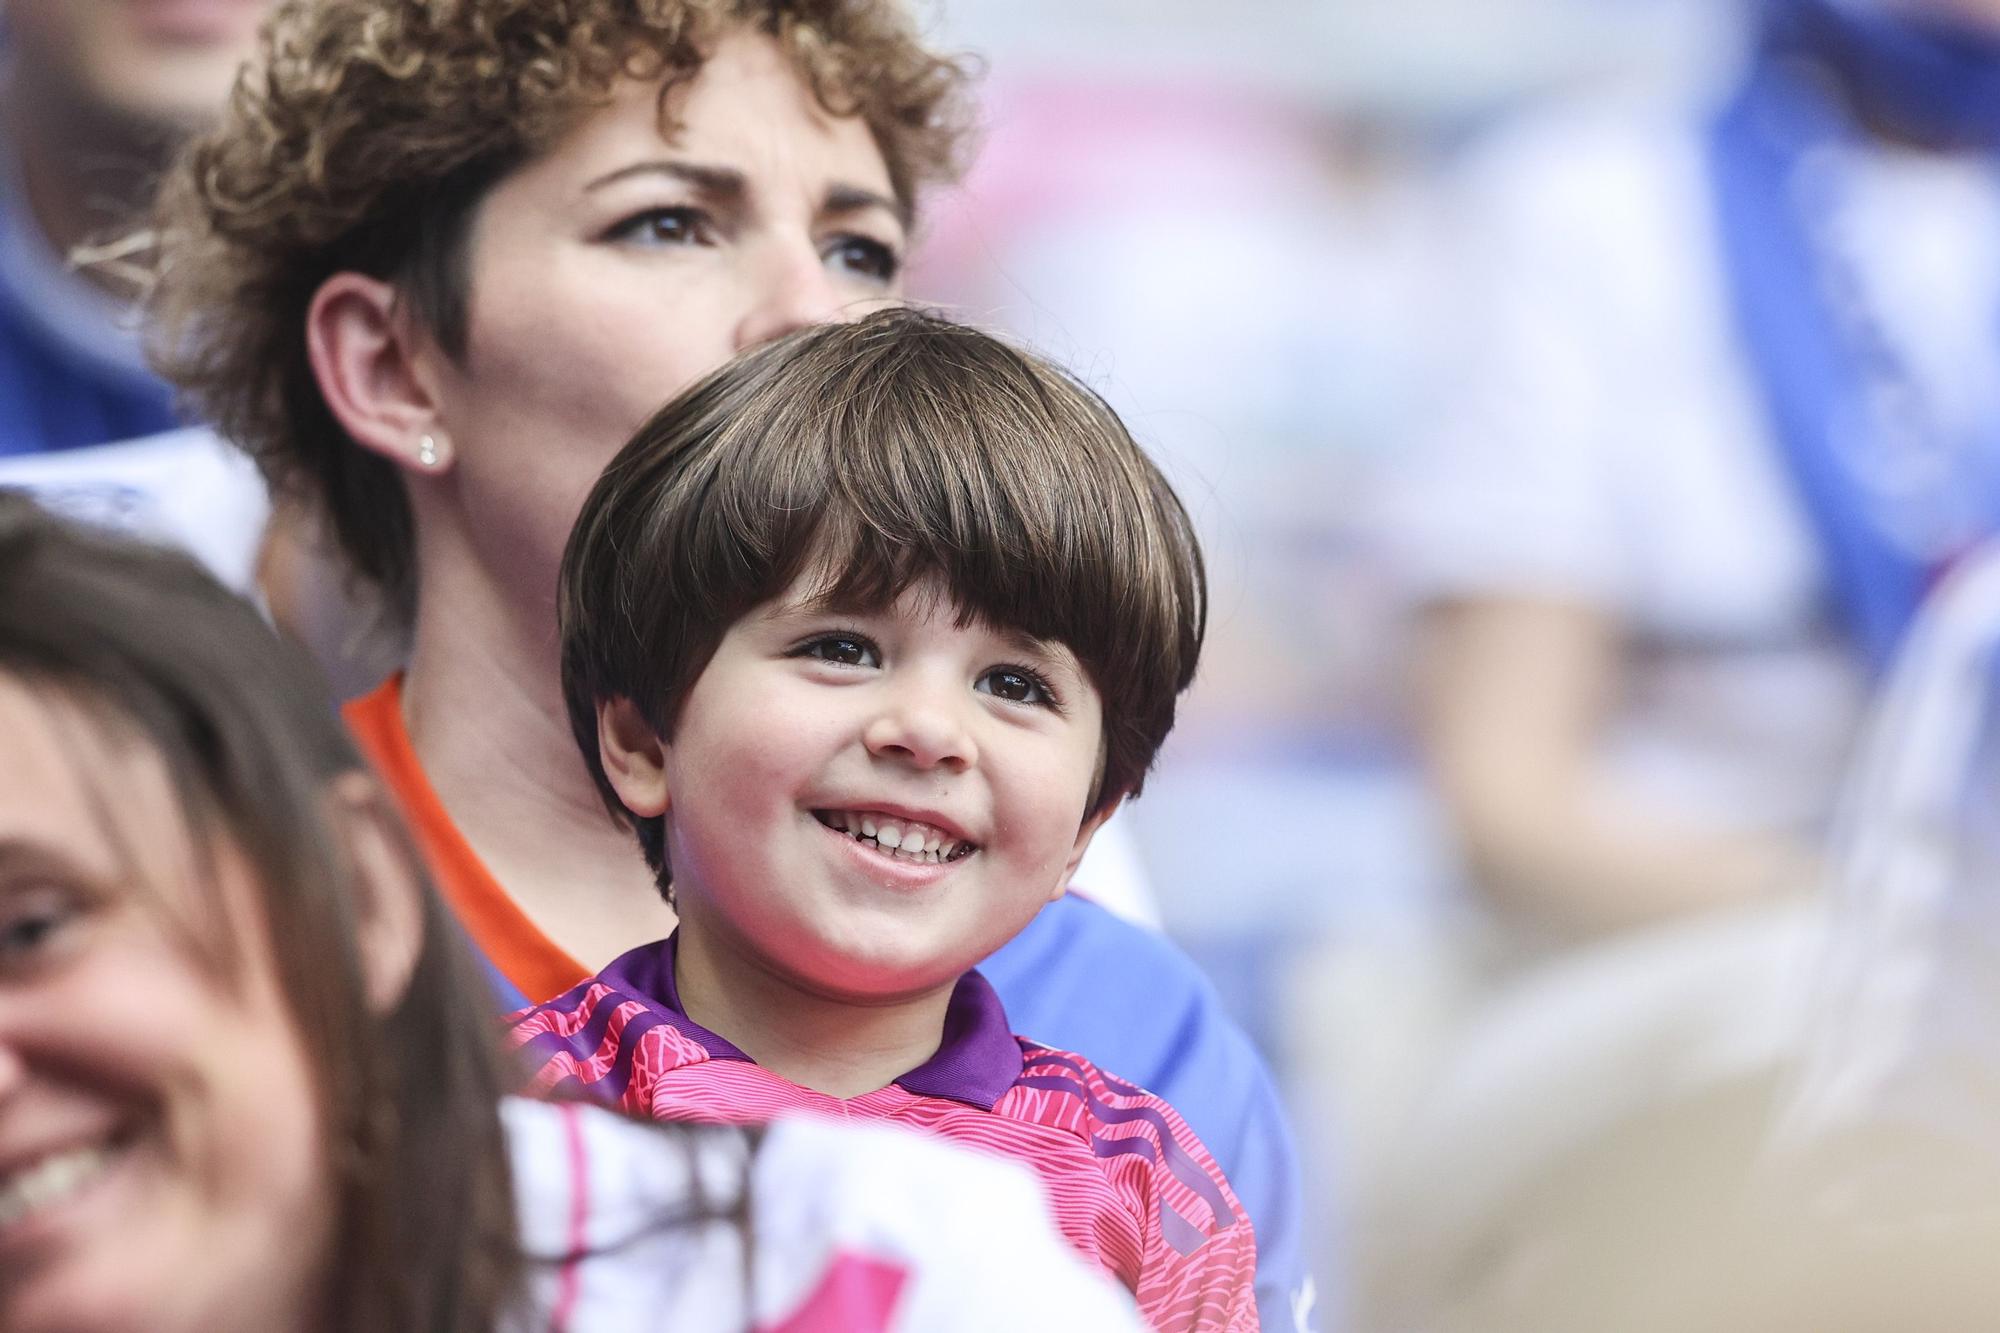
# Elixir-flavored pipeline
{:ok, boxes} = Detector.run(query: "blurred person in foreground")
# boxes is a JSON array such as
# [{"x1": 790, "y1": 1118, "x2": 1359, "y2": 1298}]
[
  {"x1": 0, "y1": 489, "x2": 1151, "y2": 1333},
  {"x1": 141, "y1": 1, "x2": 1316, "y2": 1326},
  {"x1": 0, "y1": 0, "x2": 269, "y2": 584},
  {"x1": 1396, "y1": 0, "x2": 2000, "y2": 935}
]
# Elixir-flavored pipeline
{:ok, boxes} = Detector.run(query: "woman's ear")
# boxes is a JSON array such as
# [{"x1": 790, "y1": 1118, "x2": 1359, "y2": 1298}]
[
  {"x1": 598, "y1": 697, "x2": 670, "y2": 818},
  {"x1": 328, "y1": 772, "x2": 426, "y2": 1014},
  {"x1": 1057, "y1": 796, "x2": 1125, "y2": 903},
  {"x1": 305, "y1": 271, "x2": 456, "y2": 475}
]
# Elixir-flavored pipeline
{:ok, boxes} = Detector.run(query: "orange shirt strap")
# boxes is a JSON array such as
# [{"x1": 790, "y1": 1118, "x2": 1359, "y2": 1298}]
[{"x1": 343, "y1": 675, "x2": 591, "y2": 1003}]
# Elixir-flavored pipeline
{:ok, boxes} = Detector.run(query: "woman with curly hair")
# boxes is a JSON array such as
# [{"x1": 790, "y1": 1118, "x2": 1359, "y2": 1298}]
[{"x1": 145, "y1": 5, "x2": 1313, "y2": 1323}]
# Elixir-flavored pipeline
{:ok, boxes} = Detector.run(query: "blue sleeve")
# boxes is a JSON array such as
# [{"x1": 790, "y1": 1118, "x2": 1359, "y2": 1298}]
[
  {"x1": 0, "y1": 296, "x2": 179, "y2": 457},
  {"x1": 982, "y1": 893, "x2": 1324, "y2": 1333}
]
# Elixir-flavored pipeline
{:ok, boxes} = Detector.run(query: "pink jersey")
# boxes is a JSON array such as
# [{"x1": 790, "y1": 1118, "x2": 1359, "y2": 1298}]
[{"x1": 511, "y1": 935, "x2": 1259, "y2": 1333}]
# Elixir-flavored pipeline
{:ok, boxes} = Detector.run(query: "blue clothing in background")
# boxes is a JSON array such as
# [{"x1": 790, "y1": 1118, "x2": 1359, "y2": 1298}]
[
  {"x1": 0, "y1": 289, "x2": 177, "y2": 457},
  {"x1": 1710, "y1": 0, "x2": 2000, "y2": 670},
  {"x1": 0, "y1": 164, "x2": 178, "y2": 458}
]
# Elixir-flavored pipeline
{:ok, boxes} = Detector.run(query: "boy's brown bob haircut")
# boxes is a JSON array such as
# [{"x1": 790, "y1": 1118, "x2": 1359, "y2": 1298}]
[
  {"x1": 146, "y1": 0, "x2": 974, "y2": 628},
  {"x1": 561, "y1": 308, "x2": 1208, "y2": 879}
]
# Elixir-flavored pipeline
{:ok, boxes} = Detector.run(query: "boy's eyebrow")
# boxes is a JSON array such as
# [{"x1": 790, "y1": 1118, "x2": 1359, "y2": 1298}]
[{"x1": 993, "y1": 626, "x2": 1081, "y2": 671}]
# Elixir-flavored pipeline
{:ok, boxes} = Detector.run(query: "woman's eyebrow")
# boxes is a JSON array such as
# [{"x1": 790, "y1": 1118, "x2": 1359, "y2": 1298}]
[
  {"x1": 825, "y1": 182, "x2": 909, "y2": 230},
  {"x1": 584, "y1": 159, "x2": 746, "y2": 200},
  {"x1": 0, "y1": 837, "x2": 97, "y2": 883}
]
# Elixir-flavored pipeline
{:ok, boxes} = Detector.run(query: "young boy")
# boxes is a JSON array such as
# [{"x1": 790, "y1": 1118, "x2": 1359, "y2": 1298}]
[{"x1": 510, "y1": 309, "x2": 1256, "y2": 1331}]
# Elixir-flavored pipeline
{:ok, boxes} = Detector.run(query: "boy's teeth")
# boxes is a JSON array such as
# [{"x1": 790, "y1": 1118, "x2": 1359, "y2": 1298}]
[
  {"x1": 0, "y1": 1145, "x2": 113, "y2": 1228},
  {"x1": 822, "y1": 810, "x2": 971, "y2": 864}
]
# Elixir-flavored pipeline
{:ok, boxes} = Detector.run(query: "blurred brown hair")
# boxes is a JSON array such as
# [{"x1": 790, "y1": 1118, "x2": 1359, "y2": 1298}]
[
  {"x1": 144, "y1": 0, "x2": 976, "y2": 626},
  {"x1": 560, "y1": 307, "x2": 1208, "y2": 883},
  {"x1": 0, "y1": 492, "x2": 518, "y2": 1332}
]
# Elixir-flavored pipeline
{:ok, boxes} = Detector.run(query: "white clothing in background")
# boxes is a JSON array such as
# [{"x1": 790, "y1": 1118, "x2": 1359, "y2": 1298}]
[
  {"x1": 0, "y1": 426, "x2": 268, "y2": 594},
  {"x1": 1383, "y1": 104, "x2": 2000, "y2": 841}
]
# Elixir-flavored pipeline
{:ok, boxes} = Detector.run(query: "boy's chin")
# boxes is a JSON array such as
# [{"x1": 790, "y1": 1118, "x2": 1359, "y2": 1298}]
[{"x1": 780, "y1": 943, "x2": 977, "y2": 1006}]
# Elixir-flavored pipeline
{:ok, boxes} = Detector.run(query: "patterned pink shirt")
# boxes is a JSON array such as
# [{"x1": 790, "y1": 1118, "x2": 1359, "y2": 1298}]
[{"x1": 510, "y1": 935, "x2": 1259, "y2": 1333}]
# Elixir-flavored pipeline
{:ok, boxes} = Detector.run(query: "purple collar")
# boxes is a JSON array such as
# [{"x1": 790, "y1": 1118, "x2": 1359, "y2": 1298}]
[{"x1": 598, "y1": 932, "x2": 1024, "y2": 1111}]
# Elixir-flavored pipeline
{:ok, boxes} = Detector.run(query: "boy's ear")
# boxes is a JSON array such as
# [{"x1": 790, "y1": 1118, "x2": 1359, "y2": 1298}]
[
  {"x1": 598, "y1": 697, "x2": 671, "y2": 817},
  {"x1": 1056, "y1": 796, "x2": 1125, "y2": 902},
  {"x1": 305, "y1": 271, "x2": 455, "y2": 475},
  {"x1": 327, "y1": 771, "x2": 426, "y2": 1014}
]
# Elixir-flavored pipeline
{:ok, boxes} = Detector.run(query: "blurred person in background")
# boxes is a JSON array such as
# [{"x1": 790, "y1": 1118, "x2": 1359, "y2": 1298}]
[
  {"x1": 1376, "y1": 534, "x2": 2000, "y2": 1333},
  {"x1": 0, "y1": 0, "x2": 269, "y2": 586},
  {"x1": 1398, "y1": 0, "x2": 2000, "y2": 934},
  {"x1": 0, "y1": 491, "x2": 1150, "y2": 1333},
  {"x1": 142, "y1": 2, "x2": 1316, "y2": 1327},
  {"x1": 1357, "y1": 1, "x2": 2000, "y2": 1321}
]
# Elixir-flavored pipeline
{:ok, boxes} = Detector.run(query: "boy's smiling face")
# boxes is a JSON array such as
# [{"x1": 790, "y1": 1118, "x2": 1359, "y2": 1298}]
[{"x1": 599, "y1": 574, "x2": 1114, "y2": 1003}]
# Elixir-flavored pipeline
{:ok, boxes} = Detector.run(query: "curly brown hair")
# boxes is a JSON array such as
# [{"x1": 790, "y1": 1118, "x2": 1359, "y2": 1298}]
[{"x1": 146, "y1": 0, "x2": 975, "y2": 626}]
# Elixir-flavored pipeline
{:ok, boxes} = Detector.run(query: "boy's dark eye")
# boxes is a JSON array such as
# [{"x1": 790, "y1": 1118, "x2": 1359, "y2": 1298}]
[
  {"x1": 977, "y1": 667, "x2": 1053, "y2": 706},
  {"x1": 800, "y1": 635, "x2": 880, "y2": 668}
]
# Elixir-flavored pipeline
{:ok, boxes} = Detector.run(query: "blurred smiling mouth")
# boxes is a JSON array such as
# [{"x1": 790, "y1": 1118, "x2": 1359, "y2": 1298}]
[
  {"x1": 813, "y1": 809, "x2": 977, "y2": 866},
  {"x1": 0, "y1": 1141, "x2": 121, "y2": 1231}
]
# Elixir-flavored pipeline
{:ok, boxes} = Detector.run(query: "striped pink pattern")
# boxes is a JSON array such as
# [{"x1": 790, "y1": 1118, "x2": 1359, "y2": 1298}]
[{"x1": 510, "y1": 987, "x2": 1259, "y2": 1333}]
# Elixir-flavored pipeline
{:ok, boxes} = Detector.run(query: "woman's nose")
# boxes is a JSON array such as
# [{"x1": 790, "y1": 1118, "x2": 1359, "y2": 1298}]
[{"x1": 733, "y1": 242, "x2": 855, "y2": 350}]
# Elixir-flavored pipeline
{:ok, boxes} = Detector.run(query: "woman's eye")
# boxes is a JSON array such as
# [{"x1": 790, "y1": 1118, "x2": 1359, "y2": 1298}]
[
  {"x1": 0, "y1": 888, "x2": 81, "y2": 966},
  {"x1": 977, "y1": 667, "x2": 1053, "y2": 706},
  {"x1": 801, "y1": 636, "x2": 879, "y2": 668},
  {"x1": 606, "y1": 206, "x2": 711, "y2": 248},
  {"x1": 825, "y1": 235, "x2": 901, "y2": 284}
]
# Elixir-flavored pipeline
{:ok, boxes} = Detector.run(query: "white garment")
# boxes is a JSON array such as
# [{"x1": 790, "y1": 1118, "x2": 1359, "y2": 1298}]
[
  {"x1": 502, "y1": 1098, "x2": 1148, "y2": 1333},
  {"x1": 0, "y1": 426, "x2": 269, "y2": 595},
  {"x1": 1380, "y1": 101, "x2": 2000, "y2": 839}
]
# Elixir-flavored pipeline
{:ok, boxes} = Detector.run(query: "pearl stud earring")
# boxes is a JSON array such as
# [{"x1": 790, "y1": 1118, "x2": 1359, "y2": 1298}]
[{"x1": 416, "y1": 434, "x2": 440, "y2": 468}]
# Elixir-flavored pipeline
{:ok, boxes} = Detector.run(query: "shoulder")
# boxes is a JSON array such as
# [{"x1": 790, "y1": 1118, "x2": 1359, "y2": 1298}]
[
  {"x1": 982, "y1": 893, "x2": 1296, "y2": 1239},
  {"x1": 1002, "y1": 1041, "x2": 1247, "y2": 1239},
  {"x1": 988, "y1": 892, "x2": 1219, "y2": 1028},
  {"x1": 508, "y1": 979, "x2": 712, "y2": 1103},
  {"x1": 985, "y1": 895, "x2": 1271, "y2": 1115}
]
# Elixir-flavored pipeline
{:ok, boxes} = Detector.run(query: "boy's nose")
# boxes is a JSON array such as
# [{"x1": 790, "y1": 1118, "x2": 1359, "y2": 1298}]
[{"x1": 863, "y1": 689, "x2": 978, "y2": 772}]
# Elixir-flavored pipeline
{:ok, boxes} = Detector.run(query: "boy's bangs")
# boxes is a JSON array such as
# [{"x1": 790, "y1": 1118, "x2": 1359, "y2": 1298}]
[{"x1": 698, "y1": 341, "x2": 1195, "y2": 699}]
